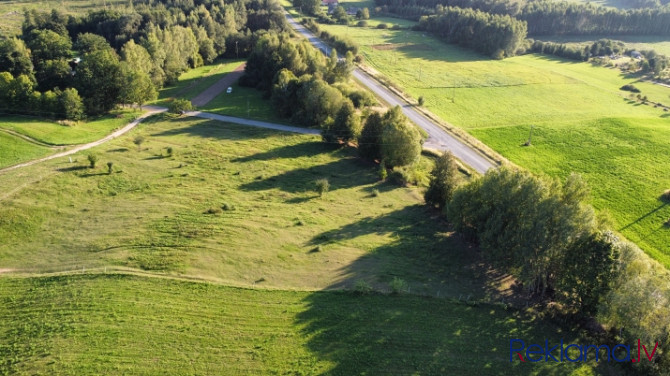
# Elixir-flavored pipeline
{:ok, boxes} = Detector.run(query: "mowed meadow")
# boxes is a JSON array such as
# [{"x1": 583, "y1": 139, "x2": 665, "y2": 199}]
[
  {"x1": 0, "y1": 274, "x2": 599, "y2": 376},
  {"x1": 317, "y1": 18, "x2": 670, "y2": 267},
  {"x1": 0, "y1": 114, "x2": 604, "y2": 375},
  {"x1": 0, "y1": 114, "x2": 471, "y2": 295}
]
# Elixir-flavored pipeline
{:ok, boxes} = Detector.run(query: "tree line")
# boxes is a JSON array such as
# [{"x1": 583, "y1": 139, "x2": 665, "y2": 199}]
[
  {"x1": 425, "y1": 156, "x2": 670, "y2": 374},
  {"x1": 416, "y1": 6, "x2": 527, "y2": 58},
  {"x1": 0, "y1": 0, "x2": 287, "y2": 119},
  {"x1": 241, "y1": 30, "x2": 423, "y2": 169},
  {"x1": 376, "y1": 0, "x2": 670, "y2": 36}
]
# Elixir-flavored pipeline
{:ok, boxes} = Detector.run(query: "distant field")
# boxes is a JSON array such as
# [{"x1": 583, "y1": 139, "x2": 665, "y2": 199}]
[
  {"x1": 0, "y1": 274, "x2": 599, "y2": 375},
  {"x1": 0, "y1": 131, "x2": 50, "y2": 168},
  {"x1": 0, "y1": 0, "x2": 129, "y2": 37},
  {"x1": 315, "y1": 21, "x2": 670, "y2": 267},
  {"x1": 0, "y1": 115, "x2": 487, "y2": 297},
  {"x1": 0, "y1": 111, "x2": 135, "y2": 145}
]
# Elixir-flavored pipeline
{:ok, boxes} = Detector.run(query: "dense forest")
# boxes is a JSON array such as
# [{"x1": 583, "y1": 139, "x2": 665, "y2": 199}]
[
  {"x1": 416, "y1": 6, "x2": 527, "y2": 58},
  {"x1": 0, "y1": 0, "x2": 287, "y2": 118},
  {"x1": 376, "y1": 0, "x2": 670, "y2": 36}
]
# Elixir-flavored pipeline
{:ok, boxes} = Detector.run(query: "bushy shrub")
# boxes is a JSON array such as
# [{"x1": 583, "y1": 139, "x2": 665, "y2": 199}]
[
  {"x1": 376, "y1": 23, "x2": 388, "y2": 29},
  {"x1": 389, "y1": 277, "x2": 407, "y2": 294},
  {"x1": 391, "y1": 24, "x2": 401, "y2": 30},
  {"x1": 169, "y1": 98, "x2": 193, "y2": 114},
  {"x1": 87, "y1": 154, "x2": 98, "y2": 168},
  {"x1": 315, "y1": 178, "x2": 330, "y2": 196},
  {"x1": 357, "y1": 20, "x2": 368, "y2": 27},
  {"x1": 354, "y1": 279, "x2": 373, "y2": 294}
]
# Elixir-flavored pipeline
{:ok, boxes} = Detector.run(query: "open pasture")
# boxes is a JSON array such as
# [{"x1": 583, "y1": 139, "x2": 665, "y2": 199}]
[{"x1": 317, "y1": 20, "x2": 670, "y2": 267}]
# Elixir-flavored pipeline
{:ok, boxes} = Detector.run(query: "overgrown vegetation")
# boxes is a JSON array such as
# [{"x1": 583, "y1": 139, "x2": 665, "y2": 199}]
[{"x1": 0, "y1": 0, "x2": 288, "y2": 118}]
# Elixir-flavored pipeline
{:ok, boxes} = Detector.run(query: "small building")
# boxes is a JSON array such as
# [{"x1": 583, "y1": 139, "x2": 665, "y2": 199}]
[
  {"x1": 631, "y1": 51, "x2": 643, "y2": 59},
  {"x1": 322, "y1": 0, "x2": 338, "y2": 5}
]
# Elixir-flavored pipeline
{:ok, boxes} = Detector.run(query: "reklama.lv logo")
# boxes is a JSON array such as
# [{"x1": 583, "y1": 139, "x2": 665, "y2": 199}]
[{"x1": 510, "y1": 339, "x2": 659, "y2": 363}]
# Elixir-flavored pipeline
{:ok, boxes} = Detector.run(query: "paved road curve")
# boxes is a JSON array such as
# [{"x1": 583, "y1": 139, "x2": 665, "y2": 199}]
[{"x1": 284, "y1": 12, "x2": 496, "y2": 174}]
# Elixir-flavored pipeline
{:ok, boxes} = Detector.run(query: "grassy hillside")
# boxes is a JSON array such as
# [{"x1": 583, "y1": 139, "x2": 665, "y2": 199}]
[
  {"x1": 0, "y1": 112, "x2": 135, "y2": 145},
  {"x1": 315, "y1": 21, "x2": 670, "y2": 268},
  {"x1": 0, "y1": 274, "x2": 600, "y2": 376},
  {"x1": 0, "y1": 131, "x2": 51, "y2": 169},
  {"x1": 0, "y1": 114, "x2": 481, "y2": 297}
]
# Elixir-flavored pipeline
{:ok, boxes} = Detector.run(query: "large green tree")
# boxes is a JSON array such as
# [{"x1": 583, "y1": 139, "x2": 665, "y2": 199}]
[
  {"x1": 379, "y1": 106, "x2": 422, "y2": 168},
  {"x1": 358, "y1": 111, "x2": 383, "y2": 161},
  {"x1": 74, "y1": 49, "x2": 123, "y2": 114},
  {"x1": 0, "y1": 38, "x2": 34, "y2": 78},
  {"x1": 322, "y1": 99, "x2": 360, "y2": 143},
  {"x1": 424, "y1": 151, "x2": 460, "y2": 209},
  {"x1": 26, "y1": 29, "x2": 72, "y2": 64}
]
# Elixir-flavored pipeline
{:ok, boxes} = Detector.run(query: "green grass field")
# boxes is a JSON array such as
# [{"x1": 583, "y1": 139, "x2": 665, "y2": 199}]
[
  {"x1": 154, "y1": 60, "x2": 245, "y2": 105},
  {"x1": 0, "y1": 274, "x2": 601, "y2": 376},
  {"x1": 0, "y1": 111, "x2": 135, "y2": 145},
  {"x1": 314, "y1": 20, "x2": 670, "y2": 268},
  {"x1": 0, "y1": 131, "x2": 51, "y2": 169},
  {"x1": 0, "y1": 114, "x2": 482, "y2": 297}
]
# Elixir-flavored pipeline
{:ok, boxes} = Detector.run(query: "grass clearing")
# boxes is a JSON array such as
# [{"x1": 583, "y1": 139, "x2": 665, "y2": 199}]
[
  {"x1": 0, "y1": 115, "x2": 486, "y2": 298},
  {"x1": 0, "y1": 274, "x2": 600, "y2": 375},
  {"x1": 0, "y1": 131, "x2": 51, "y2": 168},
  {"x1": 153, "y1": 59, "x2": 246, "y2": 107},
  {"x1": 0, "y1": 111, "x2": 136, "y2": 145},
  {"x1": 315, "y1": 20, "x2": 670, "y2": 267}
]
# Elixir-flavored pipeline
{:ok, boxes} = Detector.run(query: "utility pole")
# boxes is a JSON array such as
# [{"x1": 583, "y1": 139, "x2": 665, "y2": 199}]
[
  {"x1": 235, "y1": 41, "x2": 239, "y2": 59},
  {"x1": 525, "y1": 125, "x2": 534, "y2": 146}
]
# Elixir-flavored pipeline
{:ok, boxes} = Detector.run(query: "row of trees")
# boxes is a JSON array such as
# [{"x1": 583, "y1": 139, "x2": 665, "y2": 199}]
[
  {"x1": 416, "y1": 6, "x2": 527, "y2": 58},
  {"x1": 424, "y1": 160, "x2": 670, "y2": 373},
  {"x1": 0, "y1": 0, "x2": 287, "y2": 119},
  {"x1": 376, "y1": 0, "x2": 670, "y2": 36},
  {"x1": 242, "y1": 30, "x2": 423, "y2": 168},
  {"x1": 528, "y1": 39, "x2": 669, "y2": 75},
  {"x1": 302, "y1": 18, "x2": 360, "y2": 56}
]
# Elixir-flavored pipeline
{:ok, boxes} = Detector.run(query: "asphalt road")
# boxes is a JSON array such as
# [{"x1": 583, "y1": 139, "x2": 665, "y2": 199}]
[{"x1": 284, "y1": 12, "x2": 496, "y2": 174}]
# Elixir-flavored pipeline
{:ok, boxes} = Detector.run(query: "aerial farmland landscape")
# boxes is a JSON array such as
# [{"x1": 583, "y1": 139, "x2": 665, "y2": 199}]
[{"x1": 0, "y1": 0, "x2": 669, "y2": 374}]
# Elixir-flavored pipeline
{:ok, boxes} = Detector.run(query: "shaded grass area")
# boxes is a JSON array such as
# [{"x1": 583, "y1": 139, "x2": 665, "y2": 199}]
[
  {"x1": 0, "y1": 131, "x2": 51, "y2": 169},
  {"x1": 317, "y1": 20, "x2": 670, "y2": 268},
  {"x1": 0, "y1": 116, "x2": 480, "y2": 297},
  {"x1": 153, "y1": 59, "x2": 246, "y2": 107},
  {"x1": 0, "y1": 111, "x2": 136, "y2": 145},
  {"x1": 0, "y1": 274, "x2": 601, "y2": 375}
]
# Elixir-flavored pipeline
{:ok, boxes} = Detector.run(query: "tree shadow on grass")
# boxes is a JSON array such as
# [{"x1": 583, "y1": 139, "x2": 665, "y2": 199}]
[
  {"x1": 294, "y1": 289, "x2": 604, "y2": 376},
  {"x1": 238, "y1": 157, "x2": 377, "y2": 194},
  {"x1": 296, "y1": 205, "x2": 624, "y2": 375},
  {"x1": 231, "y1": 141, "x2": 326, "y2": 162},
  {"x1": 308, "y1": 205, "x2": 500, "y2": 298},
  {"x1": 151, "y1": 118, "x2": 279, "y2": 141},
  {"x1": 56, "y1": 165, "x2": 88, "y2": 172}
]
